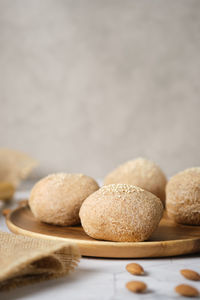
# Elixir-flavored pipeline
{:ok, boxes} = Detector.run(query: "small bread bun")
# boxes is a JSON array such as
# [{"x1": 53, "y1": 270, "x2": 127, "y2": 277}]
[
  {"x1": 29, "y1": 173, "x2": 99, "y2": 226},
  {"x1": 79, "y1": 184, "x2": 163, "y2": 242},
  {"x1": 166, "y1": 168, "x2": 200, "y2": 225},
  {"x1": 104, "y1": 158, "x2": 167, "y2": 204}
]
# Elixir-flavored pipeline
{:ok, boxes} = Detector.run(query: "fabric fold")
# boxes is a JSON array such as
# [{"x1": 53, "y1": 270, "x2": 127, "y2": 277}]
[{"x1": 0, "y1": 231, "x2": 80, "y2": 291}]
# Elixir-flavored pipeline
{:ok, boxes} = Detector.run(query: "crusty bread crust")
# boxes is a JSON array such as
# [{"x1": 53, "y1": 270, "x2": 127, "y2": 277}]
[
  {"x1": 104, "y1": 158, "x2": 167, "y2": 204},
  {"x1": 166, "y1": 168, "x2": 200, "y2": 225},
  {"x1": 79, "y1": 184, "x2": 164, "y2": 242},
  {"x1": 29, "y1": 173, "x2": 99, "y2": 226}
]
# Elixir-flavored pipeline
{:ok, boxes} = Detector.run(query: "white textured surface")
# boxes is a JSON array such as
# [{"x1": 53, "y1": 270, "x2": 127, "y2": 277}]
[
  {"x1": 1, "y1": 191, "x2": 200, "y2": 299},
  {"x1": 0, "y1": 0, "x2": 200, "y2": 179}
]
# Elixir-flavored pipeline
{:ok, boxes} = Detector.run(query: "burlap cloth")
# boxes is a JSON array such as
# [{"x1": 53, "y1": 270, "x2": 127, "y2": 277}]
[
  {"x1": 0, "y1": 231, "x2": 80, "y2": 291},
  {"x1": 0, "y1": 148, "x2": 38, "y2": 202}
]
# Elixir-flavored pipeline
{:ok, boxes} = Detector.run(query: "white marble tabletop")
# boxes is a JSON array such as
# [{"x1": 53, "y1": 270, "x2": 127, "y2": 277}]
[{"x1": 1, "y1": 191, "x2": 200, "y2": 300}]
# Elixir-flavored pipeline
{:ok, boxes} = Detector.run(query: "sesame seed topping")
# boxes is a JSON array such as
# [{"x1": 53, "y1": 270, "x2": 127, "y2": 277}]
[
  {"x1": 46, "y1": 173, "x2": 84, "y2": 187},
  {"x1": 101, "y1": 184, "x2": 144, "y2": 195}
]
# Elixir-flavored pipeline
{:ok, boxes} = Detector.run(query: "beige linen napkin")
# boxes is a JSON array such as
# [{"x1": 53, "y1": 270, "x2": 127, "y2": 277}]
[
  {"x1": 0, "y1": 148, "x2": 37, "y2": 187},
  {"x1": 0, "y1": 148, "x2": 37, "y2": 201},
  {"x1": 0, "y1": 231, "x2": 80, "y2": 291}
]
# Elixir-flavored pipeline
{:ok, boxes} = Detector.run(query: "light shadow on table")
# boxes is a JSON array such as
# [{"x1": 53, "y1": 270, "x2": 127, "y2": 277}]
[{"x1": 0, "y1": 267, "x2": 99, "y2": 300}]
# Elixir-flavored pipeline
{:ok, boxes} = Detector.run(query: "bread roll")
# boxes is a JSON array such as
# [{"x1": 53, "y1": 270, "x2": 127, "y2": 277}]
[
  {"x1": 79, "y1": 184, "x2": 164, "y2": 242},
  {"x1": 104, "y1": 158, "x2": 167, "y2": 204},
  {"x1": 29, "y1": 173, "x2": 99, "y2": 226},
  {"x1": 166, "y1": 168, "x2": 200, "y2": 225}
]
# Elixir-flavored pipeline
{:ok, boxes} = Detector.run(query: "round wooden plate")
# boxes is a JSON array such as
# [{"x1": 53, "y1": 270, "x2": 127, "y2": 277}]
[{"x1": 6, "y1": 206, "x2": 200, "y2": 258}]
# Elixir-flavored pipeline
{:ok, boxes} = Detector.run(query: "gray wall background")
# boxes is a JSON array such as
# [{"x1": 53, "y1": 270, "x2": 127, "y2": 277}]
[{"x1": 0, "y1": 0, "x2": 200, "y2": 180}]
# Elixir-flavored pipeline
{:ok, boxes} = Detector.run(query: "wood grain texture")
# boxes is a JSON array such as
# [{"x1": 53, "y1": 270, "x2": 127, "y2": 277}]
[{"x1": 6, "y1": 206, "x2": 200, "y2": 258}]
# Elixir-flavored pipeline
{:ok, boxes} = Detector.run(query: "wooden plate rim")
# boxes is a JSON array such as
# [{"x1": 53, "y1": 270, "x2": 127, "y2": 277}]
[{"x1": 6, "y1": 206, "x2": 200, "y2": 248}]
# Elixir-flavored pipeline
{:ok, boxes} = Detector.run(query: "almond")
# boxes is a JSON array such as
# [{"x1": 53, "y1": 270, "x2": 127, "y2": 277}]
[
  {"x1": 126, "y1": 281, "x2": 147, "y2": 293},
  {"x1": 175, "y1": 284, "x2": 199, "y2": 297},
  {"x1": 126, "y1": 263, "x2": 144, "y2": 275},
  {"x1": 180, "y1": 269, "x2": 200, "y2": 281},
  {"x1": 0, "y1": 182, "x2": 15, "y2": 201},
  {"x1": 2, "y1": 208, "x2": 11, "y2": 217}
]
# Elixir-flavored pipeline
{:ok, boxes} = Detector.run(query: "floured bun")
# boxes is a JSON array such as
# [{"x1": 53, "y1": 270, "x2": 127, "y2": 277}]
[
  {"x1": 166, "y1": 168, "x2": 200, "y2": 225},
  {"x1": 29, "y1": 173, "x2": 99, "y2": 226},
  {"x1": 104, "y1": 158, "x2": 167, "y2": 204},
  {"x1": 79, "y1": 184, "x2": 163, "y2": 242}
]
